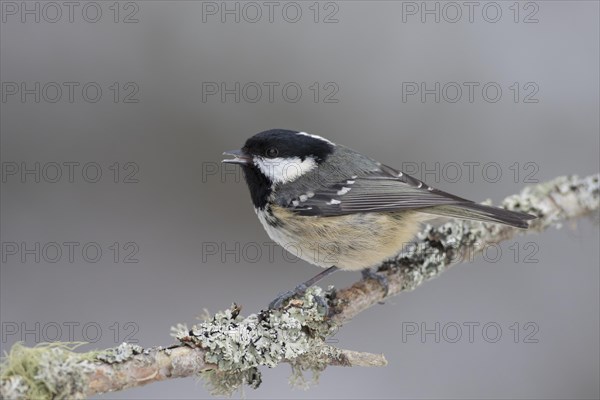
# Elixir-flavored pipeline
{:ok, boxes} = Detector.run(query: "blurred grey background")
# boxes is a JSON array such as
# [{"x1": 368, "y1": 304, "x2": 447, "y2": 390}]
[{"x1": 1, "y1": 1, "x2": 599, "y2": 398}]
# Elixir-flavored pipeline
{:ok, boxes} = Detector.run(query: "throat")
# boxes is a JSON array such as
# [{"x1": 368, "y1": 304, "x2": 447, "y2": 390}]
[{"x1": 241, "y1": 165, "x2": 272, "y2": 210}]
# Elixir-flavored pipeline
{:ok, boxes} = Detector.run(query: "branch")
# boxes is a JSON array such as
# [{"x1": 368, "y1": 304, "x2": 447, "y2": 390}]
[
  {"x1": 1, "y1": 174, "x2": 598, "y2": 399},
  {"x1": 332, "y1": 173, "x2": 600, "y2": 324}
]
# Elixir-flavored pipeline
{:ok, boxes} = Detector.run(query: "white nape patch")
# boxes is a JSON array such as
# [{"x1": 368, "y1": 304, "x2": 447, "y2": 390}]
[
  {"x1": 427, "y1": 186, "x2": 434, "y2": 191},
  {"x1": 417, "y1": 182, "x2": 423, "y2": 188},
  {"x1": 347, "y1": 180, "x2": 355, "y2": 185},
  {"x1": 337, "y1": 187, "x2": 351, "y2": 195},
  {"x1": 327, "y1": 199, "x2": 341, "y2": 205},
  {"x1": 254, "y1": 156, "x2": 317, "y2": 184},
  {"x1": 297, "y1": 131, "x2": 334, "y2": 145},
  {"x1": 397, "y1": 172, "x2": 403, "y2": 177}
]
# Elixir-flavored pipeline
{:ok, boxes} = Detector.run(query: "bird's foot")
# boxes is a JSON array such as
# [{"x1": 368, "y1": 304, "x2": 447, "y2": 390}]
[
  {"x1": 268, "y1": 284, "x2": 330, "y2": 315},
  {"x1": 361, "y1": 268, "x2": 390, "y2": 297},
  {"x1": 268, "y1": 283, "x2": 308, "y2": 309},
  {"x1": 268, "y1": 266, "x2": 339, "y2": 310}
]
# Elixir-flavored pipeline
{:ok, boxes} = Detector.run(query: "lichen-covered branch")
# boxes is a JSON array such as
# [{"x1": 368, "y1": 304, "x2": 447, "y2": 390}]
[
  {"x1": 1, "y1": 174, "x2": 598, "y2": 400},
  {"x1": 1, "y1": 291, "x2": 385, "y2": 399}
]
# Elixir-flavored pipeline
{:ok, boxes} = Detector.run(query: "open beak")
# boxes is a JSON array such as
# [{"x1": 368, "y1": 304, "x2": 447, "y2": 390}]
[{"x1": 222, "y1": 149, "x2": 252, "y2": 165}]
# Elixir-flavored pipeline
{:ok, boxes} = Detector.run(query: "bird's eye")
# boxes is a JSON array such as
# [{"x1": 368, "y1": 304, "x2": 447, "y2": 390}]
[{"x1": 265, "y1": 147, "x2": 279, "y2": 158}]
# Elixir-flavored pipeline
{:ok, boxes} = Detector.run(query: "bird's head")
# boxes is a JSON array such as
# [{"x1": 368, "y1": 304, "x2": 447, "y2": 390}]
[{"x1": 222, "y1": 129, "x2": 335, "y2": 185}]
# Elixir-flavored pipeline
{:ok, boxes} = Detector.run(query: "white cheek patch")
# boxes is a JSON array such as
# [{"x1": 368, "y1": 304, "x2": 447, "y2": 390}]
[{"x1": 254, "y1": 156, "x2": 317, "y2": 184}]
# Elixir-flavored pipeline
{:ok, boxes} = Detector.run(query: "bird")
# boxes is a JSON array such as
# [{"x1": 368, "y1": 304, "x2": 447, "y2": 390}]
[{"x1": 222, "y1": 129, "x2": 536, "y2": 308}]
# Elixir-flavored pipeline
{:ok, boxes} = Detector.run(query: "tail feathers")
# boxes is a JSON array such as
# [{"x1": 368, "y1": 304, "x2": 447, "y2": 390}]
[{"x1": 421, "y1": 203, "x2": 536, "y2": 229}]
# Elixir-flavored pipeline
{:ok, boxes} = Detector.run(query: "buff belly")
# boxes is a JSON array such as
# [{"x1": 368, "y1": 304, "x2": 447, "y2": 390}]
[{"x1": 257, "y1": 206, "x2": 426, "y2": 271}]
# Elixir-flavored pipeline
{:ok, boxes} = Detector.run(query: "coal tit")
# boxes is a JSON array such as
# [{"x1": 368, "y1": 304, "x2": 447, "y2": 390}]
[{"x1": 223, "y1": 129, "x2": 535, "y2": 307}]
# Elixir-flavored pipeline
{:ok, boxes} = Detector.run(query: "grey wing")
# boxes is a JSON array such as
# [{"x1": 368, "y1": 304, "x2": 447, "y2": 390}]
[{"x1": 289, "y1": 163, "x2": 472, "y2": 217}]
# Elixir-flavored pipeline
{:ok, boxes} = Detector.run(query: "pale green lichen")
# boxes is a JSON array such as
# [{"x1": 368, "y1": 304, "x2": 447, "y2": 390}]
[
  {"x1": 201, "y1": 368, "x2": 262, "y2": 396},
  {"x1": 0, "y1": 375, "x2": 28, "y2": 400},
  {"x1": 503, "y1": 174, "x2": 599, "y2": 228},
  {"x1": 178, "y1": 286, "x2": 336, "y2": 396},
  {"x1": 171, "y1": 322, "x2": 190, "y2": 339},
  {"x1": 391, "y1": 220, "x2": 481, "y2": 291},
  {"x1": 287, "y1": 344, "x2": 342, "y2": 390},
  {"x1": 96, "y1": 342, "x2": 143, "y2": 364},
  {"x1": 576, "y1": 174, "x2": 600, "y2": 212},
  {"x1": 35, "y1": 347, "x2": 94, "y2": 399},
  {"x1": 0, "y1": 342, "x2": 95, "y2": 400}
]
